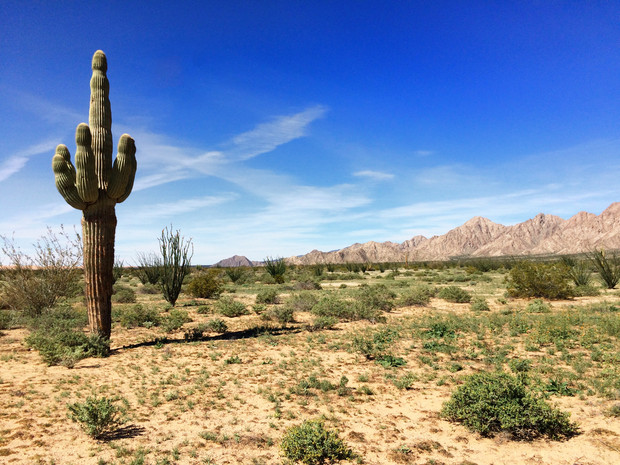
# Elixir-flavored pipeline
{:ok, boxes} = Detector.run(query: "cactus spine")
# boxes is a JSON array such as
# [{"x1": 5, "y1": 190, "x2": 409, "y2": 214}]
[{"x1": 52, "y1": 50, "x2": 137, "y2": 339}]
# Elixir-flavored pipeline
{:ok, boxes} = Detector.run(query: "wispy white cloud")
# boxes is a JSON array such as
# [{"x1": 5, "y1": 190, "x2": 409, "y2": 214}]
[
  {"x1": 124, "y1": 194, "x2": 237, "y2": 223},
  {"x1": 353, "y1": 170, "x2": 394, "y2": 181},
  {"x1": 228, "y1": 105, "x2": 327, "y2": 160},
  {"x1": 0, "y1": 139, "x2": 60, "y2": 182}
]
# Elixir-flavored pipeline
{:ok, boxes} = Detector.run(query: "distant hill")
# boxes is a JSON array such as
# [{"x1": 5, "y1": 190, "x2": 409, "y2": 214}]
[
  {"x1": 212, "y1": 255, "x2": 259, "y2": 268},
  {"x1": 283, "y1": 202, "x2": 620, "y2": 265}
]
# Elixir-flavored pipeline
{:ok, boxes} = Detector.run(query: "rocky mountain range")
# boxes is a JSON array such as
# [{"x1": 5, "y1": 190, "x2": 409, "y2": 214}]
[{"x1": 213, "y1": 202, "x2": 620, "y2": 266}]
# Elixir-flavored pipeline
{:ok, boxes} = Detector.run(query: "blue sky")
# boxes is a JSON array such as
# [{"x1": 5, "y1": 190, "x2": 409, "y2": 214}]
[{"x1": 1, "y1": 1, "x2": 619, "y2": 264}]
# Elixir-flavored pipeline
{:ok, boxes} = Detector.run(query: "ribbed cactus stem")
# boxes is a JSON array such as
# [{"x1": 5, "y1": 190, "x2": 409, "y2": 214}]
[
  {"x1": 90, "y1": 50, "x2": 113, "y2": 190},
  {"x1": 51, "y1": 50, "x2": 137, "y2": 340}
]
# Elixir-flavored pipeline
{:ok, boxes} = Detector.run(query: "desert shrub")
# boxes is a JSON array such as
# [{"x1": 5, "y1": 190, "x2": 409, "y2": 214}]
[
  {"x1": 561, "y1": 257, "x2": 592, "y2": 286},
  {"x1": 311, "y1": 295, "x2": 385, "y2": 323},
  {"x1": 357, "y1": 284, "x2": 396, "y2": 311},
  {"x1": 116, "y1": 304, "x2": 161, "y2": 328},
  {"x1": 159, "y1": 226, "x2": 193, "y2": 306},
  {"x1": 160, "y1": 308, "x2": 192, "y2": 332},
  {"x1": 507, "y1": 261, "x2": 573, "y2": 300},
  {"x1": 264, "y1": 305, "x2": 295, "y2": 324},
  {"x1": 0, "y1": 227, "x2": 82, "y2": 316},
  {"x1": 438, "y1": 286, "x2": 472, "y2": 303},
  {"x1": 441, "y1": 371, "x2": 579, "y2": 440},
  {"x1": 67, "y1": 396, "x2": 123, "y2": 439},
  {"x1": 294, "y1": 280, "x2": 322, "y2": 290},
  {"x1": 204, "y1": 318, "x2": 228, "y2": 333},
  {"x1": 280, "y1": 419, "x2": 354, "y2": 465},
  {"x1": 112, "y1": 285, "x2": 136, "y2": 303},
  {"x1": 398, "y1": 284, "x2": 436, "y2": 306},
  {"x1": 187, "y1": 269, "x2": 223, "y2": 299},
  {"x1": 573, "y1": 284, "x2": 600, "y2": 297},
  {"x1": 26, "y1": 328, "x2": 108, "y2": 367},
  {"x1": 589, "y1": 249, "x2": 620, "y2": 289},
  {"x1": 215, "y1": 296, "x2": 248, "y2": 318},
  {"x1": 0, "y1": 309, "x2": 18, "y2": 330},
  {"x1": 470, "y1": 297, "x2": 490, "y2": 311},
  {"x1": 138, "y1": 283, "x2": 160, "y2": 294},
  {"x1": 526, "y1": 299, "x2": 551, "y2": 313},
  {"x1": 264, "y1": 256, "x2": 286, "y2": 284},
  {"x1": 134, "y1": 252, "x2": 163, "y2": 285},
  {"x1": 287, "y1": 292, "x2": 319, "y2": 312},
  {"x1": 256, "y1": 288, "x2": 279, "y2": 304},
  {"x1": 306, "y1": 316, "x2": 338, "y2": 331},
  {"x1": 352, "y1": 327, "x2": 399, "y2": 361},
  {"x1": 225, "y1": 267, "x2": 246, "y2": 283}
]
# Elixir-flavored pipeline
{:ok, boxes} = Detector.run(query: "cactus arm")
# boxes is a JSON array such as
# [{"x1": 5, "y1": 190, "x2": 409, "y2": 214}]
[
  {"x1": 52, "y1": 144, "x2": 87, "y2": 210},
  {"x1": 108, "y1": 134, "x2": 137, "y2": 201},
  {"x1": 74, "y1": 123, "x2": 99, "y2": 203},
  {"x1": 89, "y1": 50, "x2": 113, "y2": 189}
]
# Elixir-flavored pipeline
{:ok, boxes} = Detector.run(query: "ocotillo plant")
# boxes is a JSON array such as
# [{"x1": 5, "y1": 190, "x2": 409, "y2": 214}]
[{"x1": 52, "y1": 50, "x2": 137, "y2": 339}]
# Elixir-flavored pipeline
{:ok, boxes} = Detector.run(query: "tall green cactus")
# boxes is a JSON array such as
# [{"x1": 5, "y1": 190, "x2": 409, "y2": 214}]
[{"x1": 52, "y1": 50, "x2": 137, "y2": 339}]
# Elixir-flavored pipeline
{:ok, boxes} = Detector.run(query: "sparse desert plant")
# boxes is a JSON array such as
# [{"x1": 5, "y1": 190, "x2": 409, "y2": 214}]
[
  {"x1": 357, "y1": 284, "x2": 396, "y2": 311},
  {"x1": 561, "y1": 257, "x2": 592, "y2": 286},
  {"x1": 287, "y1": 292, "x2": 319, "y2": 311},
  {"x1": 159, "y1": 226, "x2": 193, "y2": 306},
  {"x1": 215, "y1": 296, "x2": 248, "y2": 318},
  {"x1": 589, "y1": 249, "x2": 620, "y2": 289},
  {"x1": 470, "y1": 297, "x2": 490, "y2": 311},
  {"x1": 51, "y1": 50, "x2": 137, "y2": 339},
  {"x1": 256, "y1": 288, "x2": 279, "y2": 304},
  {"x1": 398, "y1": 284, "x2": 436, "y2": 307},
  {"x1": 67, "y1": 396, "x2": 123, "y2": 439},
  {"x1": 115, "y1": 304, "x2": 161, "y2": 329},
  {"x1": 204, "y1": 318, "x2": 228, "y2": 333},
  {"x1": 280, "y1": 419, "x2": 354, "y2": 465},
  {"x1": 507, "y1": 261, "x2": 573, "y2": 300},
  {"x1": 526, "y1": 298, "x2": 551, "y2": 313},
  {"x1": 161, "y1": 308, "x2": 192, "y2": 332},
  {"x1": 352, "y1": 327, "x2": 399, "y2": 361},
  {"x1": 112, "y1": 285, "x2": 136, "y2": 303},
  {"x1": 187, "y1": 269, "x2": 223, "y2": 299},
  {"x1": 0, "y1": 227, "x2": 82, "y2": 316},
  {"x1": 264, "y1": 256, "x2": 286, "y2": 284},
  {"x1": 441, "y1": 371, "x2": 579, "y2": 440},
  {"x1": 306, "y1": 316, "x2": 338, "y2": 331},
  {"x1": 438, "y1": 285, "x2": 472, "y2": 303},
  {"x1": 112, "y1": 258, "x2": 124, "y2": 284},
  {"x1": 225, "y1": 267, "x2": 246, "y2": 283},
  {"x1": 134, "y1": 252, "x2": 163, "y2": 285}
]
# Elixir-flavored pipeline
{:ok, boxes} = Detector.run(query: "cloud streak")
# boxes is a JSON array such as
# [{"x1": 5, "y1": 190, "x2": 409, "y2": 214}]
[
  {"x1": 0, "y1": 139, "x2": 60, "y2": 182},
  {"x1": 353, "y1": 170, "x2": 394, "y2": 181}
]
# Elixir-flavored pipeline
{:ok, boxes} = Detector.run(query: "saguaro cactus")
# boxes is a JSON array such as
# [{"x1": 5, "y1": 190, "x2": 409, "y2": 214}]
[{"x1": 52, "y1": 50, "x2": 137, "y2": 339}]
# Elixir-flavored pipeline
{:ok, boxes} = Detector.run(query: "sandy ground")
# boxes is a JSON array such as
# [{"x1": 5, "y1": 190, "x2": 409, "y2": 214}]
[{"x1": 1, "y1": 297, "x2": 620, "y2": 465}]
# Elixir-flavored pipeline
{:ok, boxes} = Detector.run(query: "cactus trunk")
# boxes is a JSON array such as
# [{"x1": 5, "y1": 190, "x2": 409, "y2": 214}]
[{"x1": 82, "y1": 200, "x2": 117, "y2": 338}]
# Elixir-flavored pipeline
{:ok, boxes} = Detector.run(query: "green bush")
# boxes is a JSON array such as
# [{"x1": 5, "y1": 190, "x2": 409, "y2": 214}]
[
  {"x1": 26, "y1": 329, "x2": 109, "y2": 367},
  {"x1": 441, "y1": 371, "x2": 579, "y2": 440},
  {"x1": 204, "y1": 318, "x2": 228, "y2": 333},
  {"x1": 589, "y1": 250, "x2": 620, "y2": 289},
  {"x1": 306, "y1": 316, "x2": 338, "y2": 331},
  {"x1": 112, "y1": 285, "x2": 137, "y2": 303},
  {"x1": 264, "y1": 256, "x2": 286, "y2": 284},
  {"x1": 438, "y1": 286, "x2": 472, "y2": 303},
  {"x1": 526, "y1": 299, "x2": 551, "y2": 313},
  {"x1": 287, "y1": 292, "x2": 319, "y2": 312},
  {"x1": 398, "y1": 284, "x2": 436, "y2": 307},
  {"x1": 470, "y1": 297, "x2": 490, "y2": 311},
  {"x1": 225, "y1": 267, "x2": 246, "y2": 283},
  {"x1": 186, "y1": 269, "x2": 223, "y2": 299},
  {"x1": 256, "y1": 288, "x2": 279, "y2": 304},
  {"x1": 161, "y1": 308, "x2": 192, "y2": 332},
  {"x1": 281, "y1": 419, "x2": 354, "y2": 465},
  {"x1": 573, "y1": 284, "x2": 600, "y2": 297},
  {"x1": 357, "y1": 284, "x2": 396, "y2": 311},
  {"x1": 352, "y1": 327, "x2": 399, "y2": 361},
  {"x1": 116, "y1": 304, "x2": 161, "y2": 328},
  {"x1": 67, "y1": 396, "x2": 123, "y2": 439},
  {"x1": 215, "y1": 296, "x2": 248, "y2": 318},
  {"x1": 507, "y1": 261, "x2": 573, "y2": 300}
]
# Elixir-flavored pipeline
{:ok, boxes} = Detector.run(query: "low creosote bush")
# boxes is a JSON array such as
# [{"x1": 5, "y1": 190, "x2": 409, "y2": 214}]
[
  {"x1": 526, "y1": 299, "x2": 551, "y2": 313},
  {"x1": 280, "y1": 419, "x2": 355, "y2": 465},
  {"x1": 67, "y1": 396, "x2": 123, "y2": 439},
  {"x1": 441, "y1": 371, "x2": 579, "y2": 440},
  {"x1": 256, "y1": 288, "x2": 279, "y2": 304},
  {"x1": 357, "y1": 284, "x2": 396, "y2": 311},
  {"x1": 438, "y1": 286, "x2": 472, "y2": 303},
  {"x1": 470, "y1": 297, "x2": 490, "y2": 311},
  {"x1": 506, "y1": 261, "x2": 573, "y2": 300},
  {"x1": 398, "y1": 284, "x2": 436, "y2": 307},
  {"x1": 112, "y1": 285, "x2": 136, "y2": 303},
  {"x1": 215, "y1": 296, "x2": 249, "y2": 318},
  {"x1": 186, "y1": 269, "x2": 223, "y2": 299},
  {"x1": 161, "y1": 308, "x2": 192, "y2": 332},
  {"x1": 116, "y1": 304, "x2": 161, "y2": 329},
  {"x1": 287, "y1": 292, "x2": 319, "y2": 312}
]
